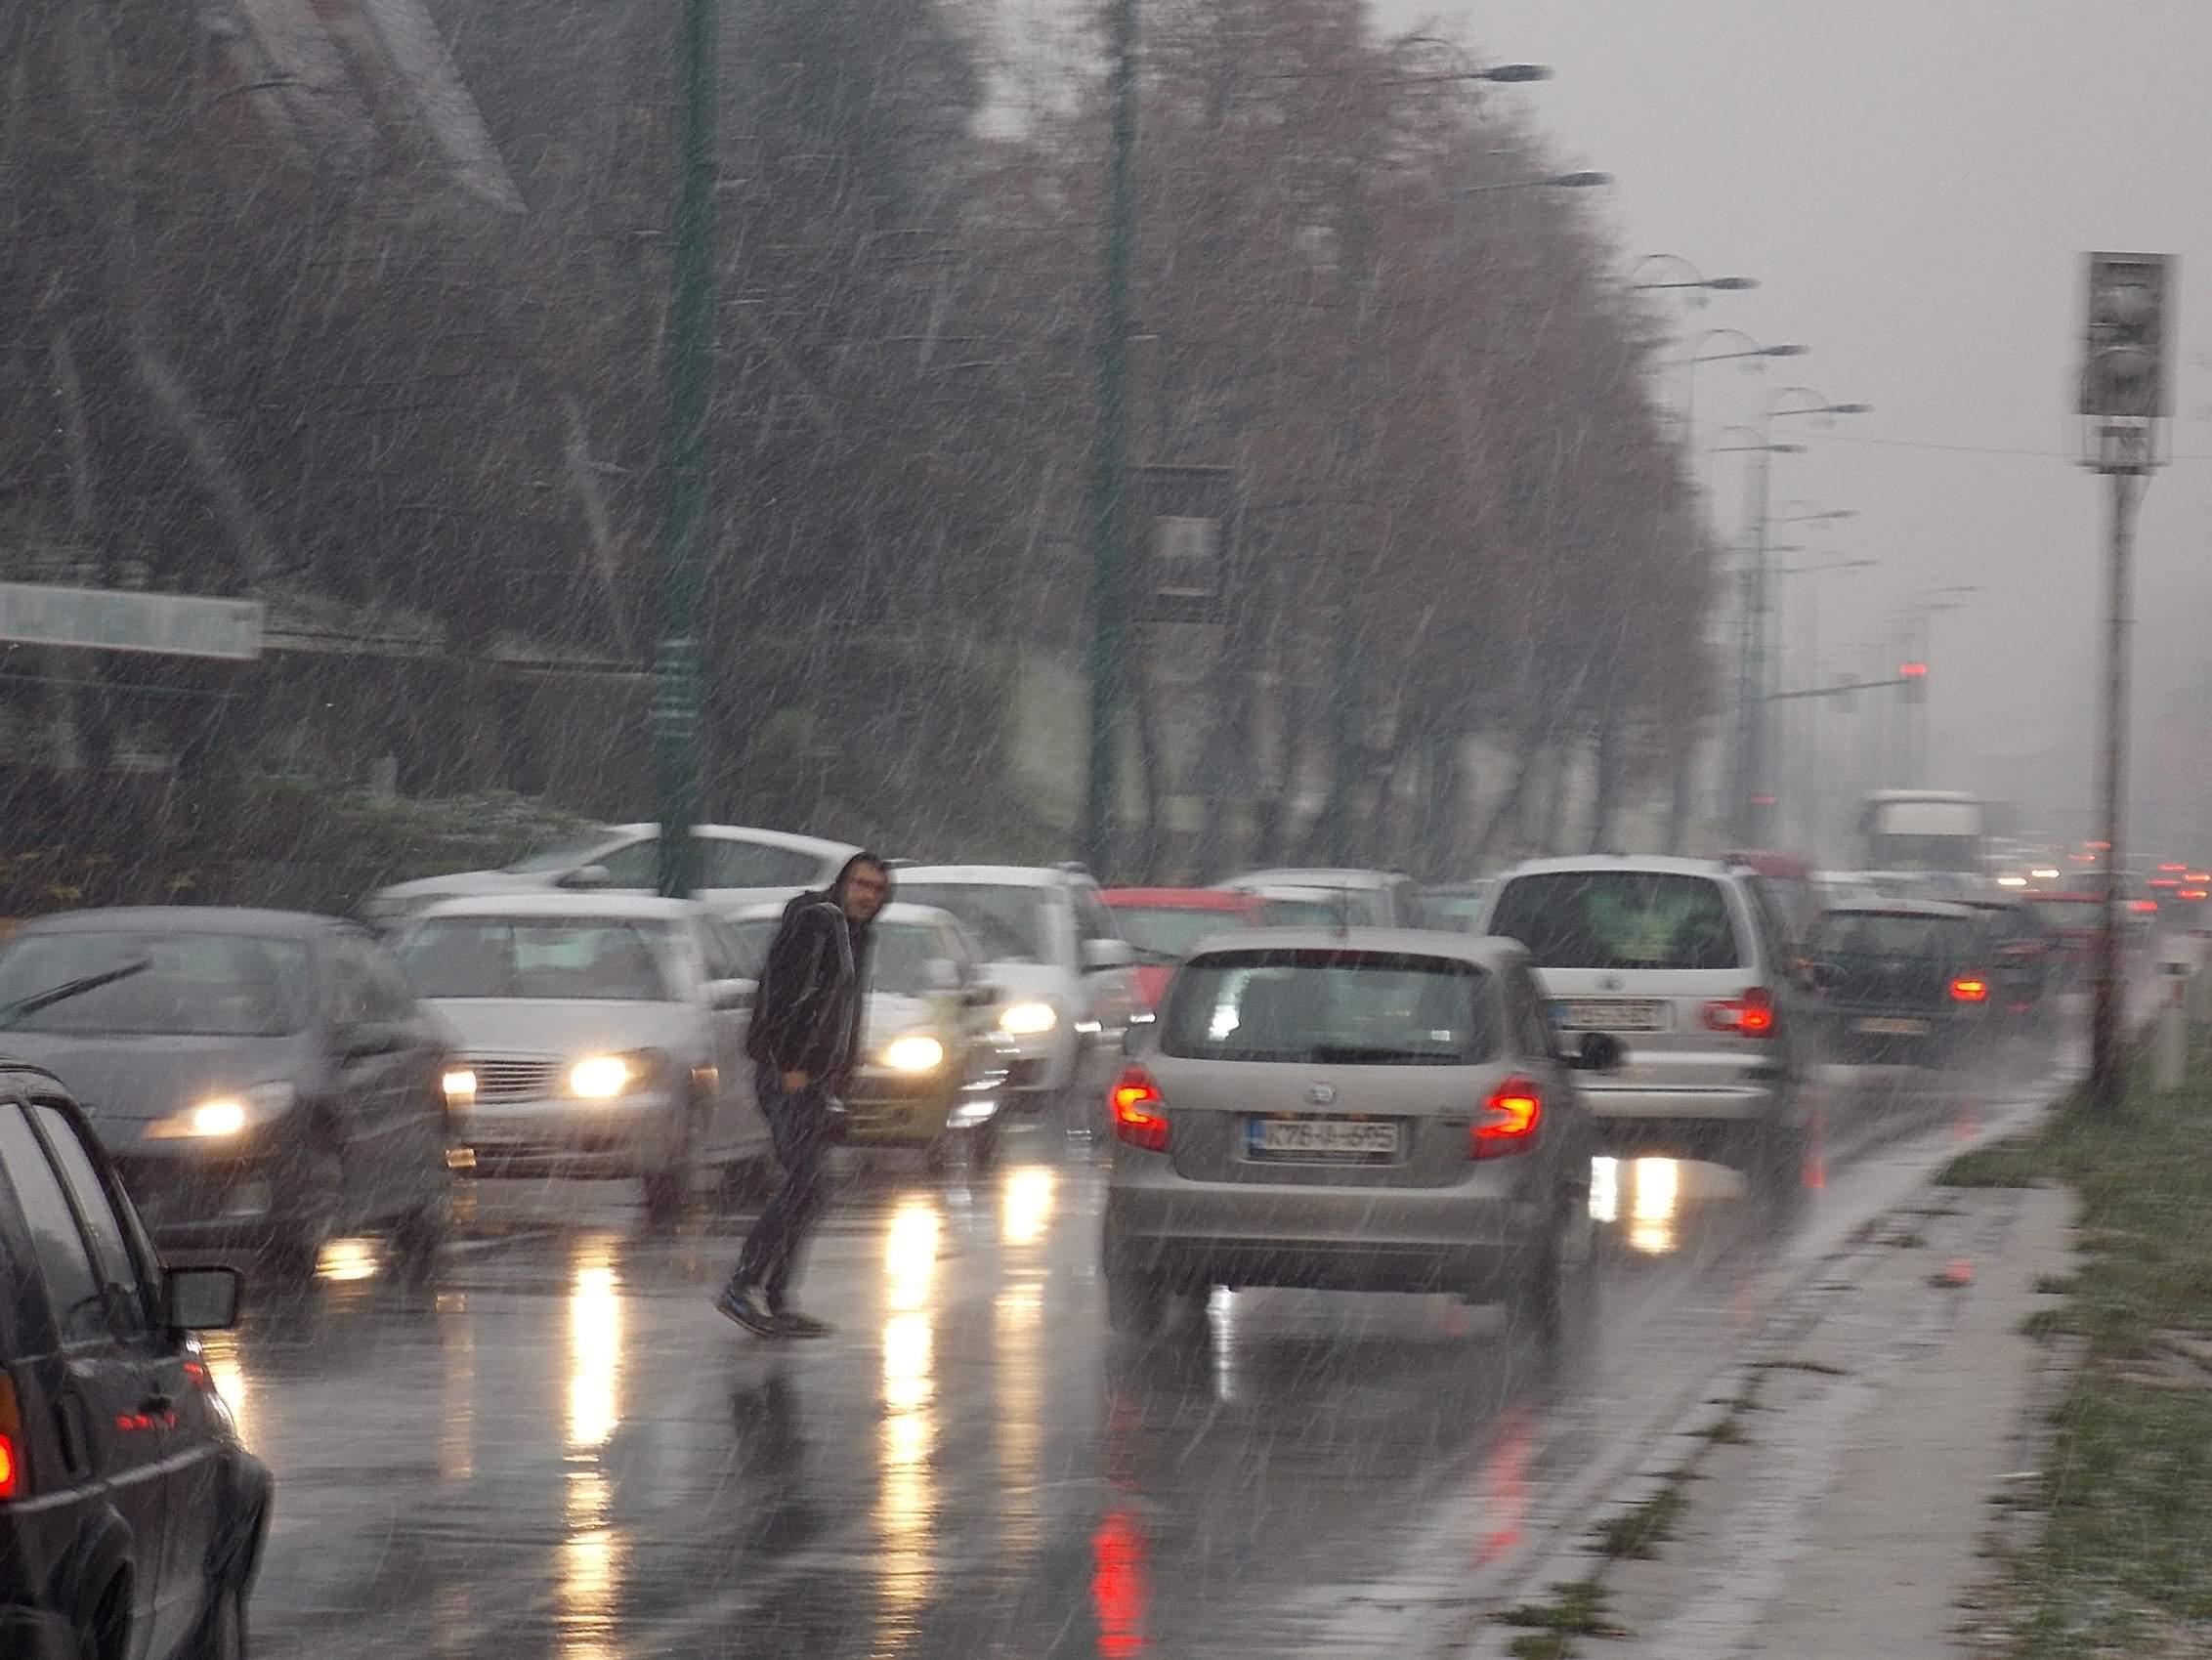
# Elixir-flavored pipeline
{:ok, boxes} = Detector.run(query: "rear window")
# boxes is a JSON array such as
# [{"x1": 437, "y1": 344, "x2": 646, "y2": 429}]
[
  {"x1": 1107, "y1": 905, "x2": 1255, "y2": 963},
  {"x1": 1488, "y1": 873, "x2": 1742, "y2": 971},
  {"x1": 1809, "y1": 912, "x2": 1976, "y2": 960},
  {"x1": 1161, "y1": 949, "x2": 1494, "y2": 1065}
]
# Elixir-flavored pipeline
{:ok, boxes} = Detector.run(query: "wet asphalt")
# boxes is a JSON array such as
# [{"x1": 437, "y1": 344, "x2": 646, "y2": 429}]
[{"x1": 215, "y1": 1034, "x2": 2078, "y2": 1660}]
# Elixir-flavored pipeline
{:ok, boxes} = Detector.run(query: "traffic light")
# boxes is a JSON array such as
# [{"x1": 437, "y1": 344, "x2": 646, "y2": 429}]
[
  {"x1": 2080, "y1": 252, "x2": 2173, "y2": 419},
  {"x1": 1900, "y1": 660, "x2": 1928, "y2": 704}
]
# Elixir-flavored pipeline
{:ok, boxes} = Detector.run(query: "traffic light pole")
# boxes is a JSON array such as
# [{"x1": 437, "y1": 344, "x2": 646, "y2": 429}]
[
  {"x1": 655, "y1": 0, "x2": 715, "y2": 898},
  {"x1": 2090, "y1": 466, "x2": 2144, "y2": 1113}
]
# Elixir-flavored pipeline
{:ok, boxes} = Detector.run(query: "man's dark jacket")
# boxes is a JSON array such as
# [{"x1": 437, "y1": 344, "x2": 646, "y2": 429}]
[{"x1": 743, "y1": 852, "x2": 886, "y2": 1090}]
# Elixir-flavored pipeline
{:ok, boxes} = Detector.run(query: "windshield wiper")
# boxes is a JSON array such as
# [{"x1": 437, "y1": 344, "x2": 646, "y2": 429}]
[{"x1": 0, "y1": 959, "x2": 152, "y2": 1030}]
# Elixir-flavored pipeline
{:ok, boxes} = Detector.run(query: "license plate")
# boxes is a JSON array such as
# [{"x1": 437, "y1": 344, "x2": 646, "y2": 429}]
[
  {"x1": 1855, "y1": 1016, "x2": 1931, "y2": 1037},
  {"x1": 1247, "y1": 1117, "x2": 1400, "y2": 1159},
  {"x1": 1556, "y1": 998, "x2": 1669, "y2": 1033}
]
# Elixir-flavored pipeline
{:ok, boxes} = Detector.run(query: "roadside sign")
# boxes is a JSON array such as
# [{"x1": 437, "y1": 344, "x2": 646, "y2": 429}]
[
  {"x1": 0, "y1": 583, "x2": 264, "y2": 661},
  {"x1": 1133, "y1": 465, "x2": 1238, "y2": 622}
]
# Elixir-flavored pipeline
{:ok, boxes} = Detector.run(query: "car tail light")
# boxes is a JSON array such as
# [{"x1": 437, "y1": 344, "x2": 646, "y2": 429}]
[
  {"x1": 1472, "y1": 1076, "x2": 1543, "y2": 1159},
  {"x1": 1704, "y1": 986, "x2": 1776, "y2": 1037},
  {"x1": 1950, "y1": 976, "x2": 1989, "y2": 1003},
  {"x1": 2132, "y1": 899, "x2": 2160, "y2": 915},
  {"x1": 0, "y1": 1374, "x2": 20, "y2": 1500},
  {"x1": 1110, "y1": 1067, "x2": 1170, "y2": 1153}
]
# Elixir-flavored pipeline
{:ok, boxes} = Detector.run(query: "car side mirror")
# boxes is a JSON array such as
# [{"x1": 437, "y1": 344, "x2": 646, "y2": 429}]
[
  {"x1": 163, "y1": 1265, "x2": 241, "y2": 1332},
  {"x1": 1081, "y1": 938, "x2": 1135, "y2": 973},
  {"x1": 707, "y1": 978, "x2": 755, "y2": 1012},
  {"x1": 1564, "y1": 1031, "x2": 1626, "y2": 1073},
  {"x1": 559, "y1": 864, "x2": 614, "y2": 891}
]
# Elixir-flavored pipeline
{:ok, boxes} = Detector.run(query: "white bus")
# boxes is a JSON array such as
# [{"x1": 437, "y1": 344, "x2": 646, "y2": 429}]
[{"x1": 1858, "y1": 789, "x2": 1987, "y2": 878}]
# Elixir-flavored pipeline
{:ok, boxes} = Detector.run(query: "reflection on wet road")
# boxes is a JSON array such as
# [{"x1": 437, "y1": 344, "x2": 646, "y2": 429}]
[{"x1": 231, "y1": 1050, "x2": 2063, "y2": 1659}]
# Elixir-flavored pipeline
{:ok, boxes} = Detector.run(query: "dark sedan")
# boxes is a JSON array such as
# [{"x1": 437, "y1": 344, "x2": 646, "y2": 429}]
[
  {"x1": 1805, "y1": 900, "x2": 1998, "y2": 1074},
  {"x1": 0, "y1": 909, "x2": 454, "y2": 1272},
  {"x1": 0, "y1": 1071, "x2": 269, "y2": 1660}
]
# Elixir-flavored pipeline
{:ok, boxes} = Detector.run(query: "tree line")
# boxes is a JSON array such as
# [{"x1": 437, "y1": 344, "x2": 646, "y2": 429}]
[{"x1": 0, "y1": 0, "x2": 1717, "y2": 881}]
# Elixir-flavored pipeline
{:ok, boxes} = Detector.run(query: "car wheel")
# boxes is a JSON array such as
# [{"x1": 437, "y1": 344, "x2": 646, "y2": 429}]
[
  {"x1": 269, "y1": 1141, "x2": 343, "y2": 1278},
  {"x1": 184, "y1": 1580, "x2": 245, "y2": 1660}
]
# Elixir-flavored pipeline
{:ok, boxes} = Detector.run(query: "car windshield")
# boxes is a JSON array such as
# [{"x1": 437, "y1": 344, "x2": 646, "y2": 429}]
[
  {"x1": 1107, "y1": 905, "x2": 1255, "y2": 962},
  {"x1": 1163, "y1": 949, "x2": 1494, "y2": 1065},
  {"x1": 2031, "y1": 900, "x2": 2101, "y2": 929},
  {"x1": 397, "y1": 917, "x2": 675, "y2": 1000},
  {"x1": 1810, "y1": 912, "x2": 1976, "y2": 961},
  {"x1": 503, "y1": 830, "x2": 623, "y2": 873},
  {"x1": 1489, "y1": 873, "x2": 1742, "y2": 971},
  {"x1": 895, "y1": 883, "x2": 1048, "y2": 963},
  {"x1": 869, "y1": 923, "x2": 944, "y2": 995},
  {"x1": 0, "y1": 930, "x2": 313, "y2": 1037}
]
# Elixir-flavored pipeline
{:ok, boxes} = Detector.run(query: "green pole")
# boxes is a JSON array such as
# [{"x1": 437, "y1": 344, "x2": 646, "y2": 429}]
[
  {"x1": 1084, "y1": 0, "x2": 1136, "y2": 878},
  {"x1": 656, "y1": 0, "x2": 716, "y2": 898}
]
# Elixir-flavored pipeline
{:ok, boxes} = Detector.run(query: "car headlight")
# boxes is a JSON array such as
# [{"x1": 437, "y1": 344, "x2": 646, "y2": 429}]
[
  {"x1": 1000, "y1": 1000, "x2": 1059, "y2": 1037},
  {"x1": 569, "y1": 1050, "x2": 665, "y2": 1099},
  {"x1": 144, "y1": 1081, "x2": 298, "y2": 1141},
  {"x1": 879, "y1": 1034, "x2": 947, "y2": 1073},
  {"x1": 443, "y1": 1068, "x2": 478, "y2": 1106}
]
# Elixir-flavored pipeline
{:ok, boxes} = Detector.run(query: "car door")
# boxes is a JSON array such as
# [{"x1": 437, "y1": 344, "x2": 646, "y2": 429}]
[
  {"x1": 1072, "y1": 882, "x2": 1137, "y2": 1063},
  {"x1": 694, "y1": 915, "x2": 763, "y2": 1160},
  {"x1": 323, "y1": 931, "x2": 426, "y2": 1227},
  {"x1": 30, "y1": 1101, "x2": 226, "y2": 1659},
  {"x1": 353, "y1": 928, "x2": 452, "y2": 1213},
  {"x1": 0, "y1": 1099, "x2": 171, "y2": 1656}
]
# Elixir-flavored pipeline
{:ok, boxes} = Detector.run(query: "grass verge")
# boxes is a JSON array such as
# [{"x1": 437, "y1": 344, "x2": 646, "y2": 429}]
[{"x1": 1936, "y1": 1046, "x2": 2212, "y2": 1655}]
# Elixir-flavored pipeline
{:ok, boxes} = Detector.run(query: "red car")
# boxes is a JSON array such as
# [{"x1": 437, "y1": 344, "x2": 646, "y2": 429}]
[{"x1": 1099, "y1": 888, "x2": 1274, "y2": 1008}]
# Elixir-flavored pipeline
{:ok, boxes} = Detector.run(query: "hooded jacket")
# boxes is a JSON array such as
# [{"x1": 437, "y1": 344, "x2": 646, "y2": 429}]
[{"x1": 743, "y1": 851, "x2": 887, "y2": 1088}]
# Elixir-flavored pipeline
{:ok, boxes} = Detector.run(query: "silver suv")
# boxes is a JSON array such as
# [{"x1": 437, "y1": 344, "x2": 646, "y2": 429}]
[{"x1": 1475, "y1": 856, "x2": 1810, "y2": 1197}]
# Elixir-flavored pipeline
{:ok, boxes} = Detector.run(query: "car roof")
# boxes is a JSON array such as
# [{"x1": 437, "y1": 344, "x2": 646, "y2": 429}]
[
  {"x1": 411, "y1": 894, "x2": 709, "y2": 920},
  {"x1": 1819, "y1": 899, "x2": 1978, "y2": 919},
  {"x1": 894, "y1": 865, "x2": 1072, "y2": 887},
  {"x1": 1223, "y1": 868, "x2": 1405, "y2": 889},
  {"x1": 1497, "y1": 854, "x2": 1741, "y2": 880},
  {"x1": 726, "y1": 900, "x2": 957, "y2": 930},
  {"x1": 14, "y1": 906, "x2": 338, "y2": 937},
  {"x1": 1101, "y1": 887, "x2": 1263, "y2": 909},
  {"x1": 1183, "y1": 927, "x2": 1524, "y2": 967},
  {"x1": 594, "y1": 824, "x2": 862, "y2": 860}
]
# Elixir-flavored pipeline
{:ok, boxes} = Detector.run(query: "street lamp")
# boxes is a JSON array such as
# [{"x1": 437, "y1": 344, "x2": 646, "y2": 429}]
[
  {"x1": 1731, "y1": 387, "x2": 1873, "y2": 842},
  {"x1": 1680, "y1": 330, "x2": 1808, "y2": 451},
  {"x1": 1451, "y1": 171, "x2": 1613, "y2": 196},
  {"x1": 1630, "y1": 253, "x2": 1759, "y2": 304},
  {"x1": 1774, "y1": 554, "x2": 1876, "y2": 848}
]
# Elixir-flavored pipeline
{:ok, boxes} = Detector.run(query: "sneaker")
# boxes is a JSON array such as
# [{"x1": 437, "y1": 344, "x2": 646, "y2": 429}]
[
  {"x1": 714, "y1": 1284, "x2": 780, "y2": 1338},
  {"x1": 773, "y1": 1308, "x2": 834, "y2": 1339}
]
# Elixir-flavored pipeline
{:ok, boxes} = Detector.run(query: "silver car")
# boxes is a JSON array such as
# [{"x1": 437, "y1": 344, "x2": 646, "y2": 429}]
[
  {"x1": 1476, "y1": 856, "x2": 1811, "y2": 1195},
  {"x1": 390, "y1": 894, "x2": 772, "y2": 1217},
  {"x1": 1103, "y1": 930, "x2": 1608, "y2": 1335},
  {"x1": 361, "y1": 823, "x2": 861, "y2": 929}
]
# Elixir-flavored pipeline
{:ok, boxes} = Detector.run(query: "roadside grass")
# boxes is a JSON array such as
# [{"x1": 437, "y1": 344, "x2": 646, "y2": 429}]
[
  {"x1": 1937, "y1": 1048, "x2": 2212, "y2": 1655},
  {"x1": 1495, "y1": 1580, "x2": 1625, "y2": 1657}
]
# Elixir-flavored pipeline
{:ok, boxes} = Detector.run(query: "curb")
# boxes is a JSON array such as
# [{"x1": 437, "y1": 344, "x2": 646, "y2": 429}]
[{"x1": 1454, "y1": 1060, "x2": 2091, "y2": 1659}]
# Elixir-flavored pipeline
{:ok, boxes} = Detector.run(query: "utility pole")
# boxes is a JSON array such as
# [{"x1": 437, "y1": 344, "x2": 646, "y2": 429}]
[
  {"x1": 655, "y1": 0, "x2": 715, "y2": 898},
  {"x1": 2077, "y1": 251, "x2": 2172, "y2": 1113},
  {"x1": 1084, "y1": 0, "x2": 1137, "y2": 878}
]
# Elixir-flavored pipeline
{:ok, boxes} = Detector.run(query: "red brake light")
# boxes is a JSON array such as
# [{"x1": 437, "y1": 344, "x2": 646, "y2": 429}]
[
  {"x1": 2132, "y1": 899, "x2": 2159, "y2": 915},
  {"x1": 1704, "y1": 986, "x2": 1776, "y2": 1037},
  {"x1": 1950, "y1": 976, "x2": 1989, "y2": 1003},
  {"x1": 0, "y1": 1376, "x2": 19, "y2": 1500},
  {"x1": 1110, "y1": 1066, "x2": 1170, "y2": 1153},
  {"x1": 1472, "y1": 1076, "x2": 1543, "y2": 1158}
]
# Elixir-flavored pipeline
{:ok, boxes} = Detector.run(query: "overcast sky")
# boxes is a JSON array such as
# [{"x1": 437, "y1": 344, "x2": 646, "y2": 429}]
[{"x1": 1363, "y1": 0, "x2": 2212, "y2": 837}]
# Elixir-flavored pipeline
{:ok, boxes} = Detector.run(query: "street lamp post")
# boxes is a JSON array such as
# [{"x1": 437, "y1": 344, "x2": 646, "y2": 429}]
[
  {"x1": 1734, "y1": 389, "x2": 1871, "y2": 843},
  {"x1": 655, "y1": 0, "x2": 716, "y2": 898},
  {"x1": 1679, "y1": 330, "x2": 1807, "y2": 458},
  {"x1": 1775, "y1": 553, "x2": 1874, "y2": 848}
]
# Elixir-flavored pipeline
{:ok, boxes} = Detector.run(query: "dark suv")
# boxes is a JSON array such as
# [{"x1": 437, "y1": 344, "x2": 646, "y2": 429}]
[{"x1": 0, "y1": 1069, "x2": 269, "y2": 1659}]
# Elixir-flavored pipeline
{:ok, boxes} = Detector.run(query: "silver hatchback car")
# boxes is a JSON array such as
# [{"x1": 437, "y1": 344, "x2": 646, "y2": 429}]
[
  {"x1": 1477, "y1": 856, "x2": 1811, "y2": 1196},
  {"x1": 1102, "y1": 930, "x2": 1610, "y2": 1336}
]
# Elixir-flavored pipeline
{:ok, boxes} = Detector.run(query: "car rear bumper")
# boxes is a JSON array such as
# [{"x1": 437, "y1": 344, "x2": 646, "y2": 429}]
[
  {"x1": 1578, "y1": 1083, "x2": 1774, "y2": 1122},
  {"x1": 0, "y1": 1607, "x2": 75, "y2": 1660},
  {"x1": 1105, "y1": 1159, "x2": 1532, "y2": 1293},
  {"x1": 455, "y1": 1091, "x2": 687, "y2": 1176}
]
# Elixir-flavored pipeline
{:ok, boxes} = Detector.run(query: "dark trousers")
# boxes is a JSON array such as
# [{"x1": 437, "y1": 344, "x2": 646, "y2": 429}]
[{"x1": 730, "y1": 1062, "x2": 832, "y2": 1308}]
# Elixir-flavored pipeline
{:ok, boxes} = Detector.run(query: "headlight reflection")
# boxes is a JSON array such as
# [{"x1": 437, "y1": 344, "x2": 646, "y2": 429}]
[{"x1": 1629, "y1": 1157, "x2": 1681, "y2": 1256}]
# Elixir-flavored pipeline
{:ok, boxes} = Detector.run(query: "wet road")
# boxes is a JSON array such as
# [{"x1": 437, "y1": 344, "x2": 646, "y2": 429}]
[{"x1": 222, "y1": 1039, "x2": 2080, "y2": 1660}]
